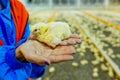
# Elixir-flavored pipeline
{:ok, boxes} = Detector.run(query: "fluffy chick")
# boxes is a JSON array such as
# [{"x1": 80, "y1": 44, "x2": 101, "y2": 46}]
[{"x1": 30, "y1": 22, "x2": 72, "y2": 48}]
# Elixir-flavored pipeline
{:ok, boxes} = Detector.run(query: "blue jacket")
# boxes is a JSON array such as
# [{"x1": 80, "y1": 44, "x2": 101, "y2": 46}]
[{"x1": 0, "y1": 0, "x2": 46, "y2": 80}]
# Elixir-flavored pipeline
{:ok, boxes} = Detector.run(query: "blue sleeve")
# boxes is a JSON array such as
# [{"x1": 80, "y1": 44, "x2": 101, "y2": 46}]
[
  {"x1": 0, "y1": 22, "x2": 32, "y2": 80},
  {"x1": 30, "y1": 63, "x2": 46, "y2": 78},
  {"x1": 0, "y1": 46, "x2": 32, "y2": 80},
  {"x1": 5, "y1": 22, "x2": 31, "y2": 68}
]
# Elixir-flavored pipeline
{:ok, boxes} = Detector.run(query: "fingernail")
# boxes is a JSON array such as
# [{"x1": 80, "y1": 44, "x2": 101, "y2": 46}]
[{"x1": 45, "y1": 62, "x2": 50, "y2": 66}]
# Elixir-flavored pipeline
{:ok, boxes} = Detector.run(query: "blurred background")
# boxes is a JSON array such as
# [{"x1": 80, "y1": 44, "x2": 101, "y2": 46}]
[
  {"x1": 21, "y1": 0, "x2": 120, "y2": 9},
  {"x1": 20, "y1": 0, "x2": 120, "y2": 80}
]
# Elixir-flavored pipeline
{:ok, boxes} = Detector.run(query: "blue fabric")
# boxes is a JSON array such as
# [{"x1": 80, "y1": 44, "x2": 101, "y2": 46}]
[
  {"x1": 0, "y1": 0, "x2": 46, "y2": 80},
  {"x1": 30, "y1": 64, "x2": 46, "y2": 78}
]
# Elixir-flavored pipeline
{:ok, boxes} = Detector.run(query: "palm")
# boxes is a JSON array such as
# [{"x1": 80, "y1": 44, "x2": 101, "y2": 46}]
[{"x1": 19, "y1": 40, "x2": 75, "y2": 66}]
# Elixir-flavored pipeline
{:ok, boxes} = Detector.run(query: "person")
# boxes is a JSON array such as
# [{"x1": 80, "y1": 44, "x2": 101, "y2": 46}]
[{"x1": 0, "y1": 0, "x2": 81, "y2": 80}]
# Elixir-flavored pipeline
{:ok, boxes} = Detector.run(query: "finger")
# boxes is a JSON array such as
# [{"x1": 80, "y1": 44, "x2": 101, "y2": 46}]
[
  {"x1": 58, "y1": 40, "x2": 68, "y2": 46},
  {"x1": 58, "y1": 39, "x2": 76, "y2": 46},
  {"x1": 52, "y1": 46, "x2": 76, "y2": 55},
  {"x1": 70, "y1": 34, "x2": 80, "y2": 39},
  {"x1": 49, "y1": 55, "x2": 74, "y2": 63},
  {"x1": 66, "y1": 38, "x2": 76, "y2": 44},
  {"x1": 58, "y1": 38, "x2": 81, "y2": 46},
  {"x1": 67, "y1": 38, "x2": 82, "y2": 45},
  {"x1": 74, "y1": 38, "x2": 82, "y2": 44}
]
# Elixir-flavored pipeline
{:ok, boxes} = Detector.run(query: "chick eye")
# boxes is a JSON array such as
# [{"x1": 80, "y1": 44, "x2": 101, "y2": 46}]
[{"x1": 34, "y1": 29, "x2": 38, "y2": 32}]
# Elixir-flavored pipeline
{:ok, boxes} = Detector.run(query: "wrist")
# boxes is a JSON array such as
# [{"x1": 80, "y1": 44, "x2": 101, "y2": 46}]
[{"x1": 15, "y1": 47, "x2": 25, "y2": 62}]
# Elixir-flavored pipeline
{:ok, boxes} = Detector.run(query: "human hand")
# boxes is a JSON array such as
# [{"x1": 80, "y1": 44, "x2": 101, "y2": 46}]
[{"x1": 15, "y1": 40, "x2": 76, "y2": 66}]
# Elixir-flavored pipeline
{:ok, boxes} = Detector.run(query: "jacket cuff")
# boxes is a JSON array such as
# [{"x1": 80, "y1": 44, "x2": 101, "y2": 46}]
[
  {"x1": 30, "y1": 64, "x2": 46, "y2": 78},
  {"x1": 5, "y1": 47, "x2": 29, "y2": 69}
]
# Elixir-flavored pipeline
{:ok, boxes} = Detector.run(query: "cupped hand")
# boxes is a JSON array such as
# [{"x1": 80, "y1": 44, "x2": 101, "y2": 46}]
[{"x1": 16, "y1": 40, "x2": 76, "y2": 66}]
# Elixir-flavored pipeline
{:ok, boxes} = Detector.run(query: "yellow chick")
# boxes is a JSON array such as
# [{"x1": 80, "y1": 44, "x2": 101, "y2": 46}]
[{"x1": 30, "y1": 22, "x2": 72, "y2": 48}]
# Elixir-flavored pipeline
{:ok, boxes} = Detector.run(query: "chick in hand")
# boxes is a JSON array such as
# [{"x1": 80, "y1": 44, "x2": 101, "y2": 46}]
[{"x1": 30, "y1": 22, "x2": 72, "y2": 48}]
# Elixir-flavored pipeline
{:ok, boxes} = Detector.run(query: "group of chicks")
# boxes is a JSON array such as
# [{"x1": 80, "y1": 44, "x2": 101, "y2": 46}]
[{"x1": 54, "y1": 12, "x2": 119, "y2": 79}]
